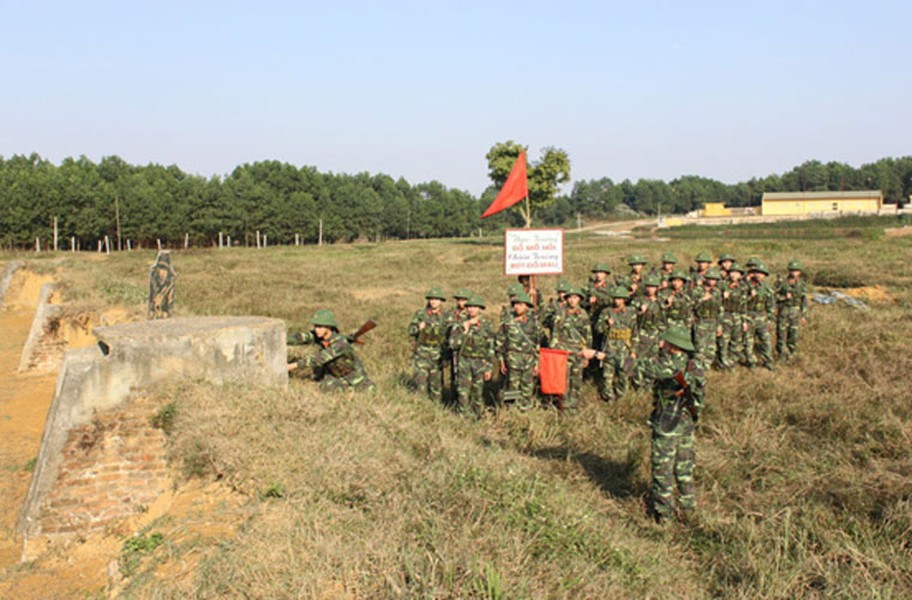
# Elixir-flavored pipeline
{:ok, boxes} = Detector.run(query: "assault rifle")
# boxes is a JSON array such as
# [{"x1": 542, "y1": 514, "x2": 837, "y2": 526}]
[{"x1": 657, "y1": 371, "x2": 699, "y2": 433}]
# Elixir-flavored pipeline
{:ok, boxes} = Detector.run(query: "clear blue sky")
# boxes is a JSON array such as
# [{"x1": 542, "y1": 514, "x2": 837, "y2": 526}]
[{"x1": 2, "y1": 1, "x2": 910, "y2": 194}]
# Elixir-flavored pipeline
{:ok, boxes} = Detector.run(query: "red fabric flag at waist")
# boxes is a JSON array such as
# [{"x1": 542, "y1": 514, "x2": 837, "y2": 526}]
[
  {"x1": 539, "y1": 348, "x2": 570, "y2": 395},
  {"x1": 481, "y1": 149, "x2": 528, "y2": 219}
]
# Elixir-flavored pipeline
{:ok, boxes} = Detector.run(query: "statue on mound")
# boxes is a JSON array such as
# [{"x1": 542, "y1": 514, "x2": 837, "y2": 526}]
[{"x1": 148, "y1": 251, "x2": 176, "y2": 319}]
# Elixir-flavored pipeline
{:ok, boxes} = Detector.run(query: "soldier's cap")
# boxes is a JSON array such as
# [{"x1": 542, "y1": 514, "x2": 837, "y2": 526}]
[
  {"x1": 787, "y1": 259, "x2": 803, "y2": 271},
  {"x1": 591, "y1": 262, "x2": 611, "y2": 273},
  {"x1": 565, "y1": 286, "x2": 584, "y2": 298},
  {"x1": 670, "y1": 269, "x2": 690, "y2": 282},
  {"x1": 662, "y1": 326, "x2": 695, "y2": 352},
  {"x1": 728, "y1": 262, "x2": 745, "y2": 274},
  {"x1": 661, "y1": 253, "x2": 678, "y2": 264},
  {"x1": 453, "y1": 287, "x2": 472, "y2": 299},
  {"x1": 718, "y1": 253, "x2": 735, "y2": 263},
  {"x1": 611, "y1": 286, "x2": 631, "y2": 299},
  {"x1": 507, "y1": 283, "x2": 524, "y2": 296},
  {"x1": 628, "y1": 254, "x2": 647, "y2": 265},
  {"x1": 511, "y1": 290, "x2": 534, "y2": 306},
  {"x1": 556, "y1": 280, "x2": 572, "y2": 293},
  {"x1": 705, "y1": 267, "x2": 722, "y2": 280},
  {"x1": 309, "y1": 308, "x2": 339, "y2": 329},
  {"x1": 750, "y1": 262, "x2": 770, "y2": 275},
  {"x1": 644, "y1": 274, "x2": 661, "y2": 287},
  {"x1": 745, "y1": 256, "x2": 760, "y2": 267},
  {"x1": 425, "y1": 287, "x2": 447, "y2": 300},
  {"x1": 695, "y1": 251, "x2": 712, "y2": 263},
  {"x1": 466, "y1": 294, "x2": 486, "y2": 308}
]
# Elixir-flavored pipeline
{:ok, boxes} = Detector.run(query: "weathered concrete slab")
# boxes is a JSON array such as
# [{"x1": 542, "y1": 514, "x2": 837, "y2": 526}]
[
  {"x1": 19, "y1": 316, "x2": 287, "y2": 538},
  {"x1": 0, "y1": 260, "x2": 24, "y2": 308}
]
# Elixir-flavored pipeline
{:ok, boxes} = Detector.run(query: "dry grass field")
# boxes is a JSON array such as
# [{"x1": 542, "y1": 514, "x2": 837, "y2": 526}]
[{"x1": 2, "y1": 216, "x2": 911, "y2": 598}]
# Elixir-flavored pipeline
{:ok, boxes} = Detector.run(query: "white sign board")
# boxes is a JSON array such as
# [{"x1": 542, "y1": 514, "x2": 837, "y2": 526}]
[{"x1": 504, "y1": 229, "x2": 564, "y2": 275}]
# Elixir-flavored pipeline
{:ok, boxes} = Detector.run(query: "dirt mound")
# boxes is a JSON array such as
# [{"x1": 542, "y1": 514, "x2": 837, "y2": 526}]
[
  {"x1": 885, "y1": 226, "x2": 912, "y2": 237},
  {"x1": 842, "y1": 285, "x2": 893, "y2": 303}
]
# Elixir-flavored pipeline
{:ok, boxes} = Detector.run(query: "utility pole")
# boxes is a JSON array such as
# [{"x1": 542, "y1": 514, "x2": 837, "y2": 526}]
[{"x1": 114, "y1": 195, "x2": 123, "y2": 251}]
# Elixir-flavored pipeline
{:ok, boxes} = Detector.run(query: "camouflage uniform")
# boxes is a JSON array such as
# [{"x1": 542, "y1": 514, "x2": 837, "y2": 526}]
[
  {"x1": 691, "y1": 269, "x2": 724, "y2": 371},
  {"x1": 407, "y1": 289, "x2": 450, "y2": 401},
  {"x1": 449, "y1": 297, "x2": 496, "y2": 416},
  {"x1": 744, "y1": 265, "x2": 776, "y2": 369},
  {"x1": 632, "y1": 328, "x2": 705, "y2": 521},
  {"x1": 445, "y1": 288, "x2": 472, "y2": 395},
  {"x1": 496, "y1": 292, "x2": 541, "y2": 409},
  {"x1": 548, "y1": 291, "x2": 592, "y2": 410},
  {"x1": 594, "y1": 288, "x2": 637, "y2": 402},
  {"x1": 148, "y1": 251, "x2": 176, "y2": 319},
  {"x1": 288, "y1": 321, "x2": 376, "y2": 393},
  {"x1": 718, "y1": 265, "x2": 747, "y2": 368},
  {"x1": 632, "y1": 284, "x2": 666, "y2": 362},
  {"x1": 615, "y1": 254, "x2": 647, "y2": 301},
  {"x1": 775, "y1": 261, "x2": 808, "y2": 361},
  {"x1": 659, "y1": 272, "x2": 694, "y2": 332}
]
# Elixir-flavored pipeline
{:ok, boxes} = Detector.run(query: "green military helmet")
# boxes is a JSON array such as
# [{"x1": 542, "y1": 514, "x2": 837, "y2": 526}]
[
  {"x1": 591, "y1": 262, "x2": 612, "y2": 274},
  {"x1": 425, "y1": 287, "x2": 447, "y2": 300},
  {"x1": 662, "y1": 326, "x2": 695, "y2": 352},
  {"x1": 661, "y1": 253, "x2": 678, "y2": 264},
  {"x1": 644, "y1": 274, "x2": 661, "y2": 287},
  {"x1": 565, "y1": 286, "x2": 584, "y2": 299},
  {"x1": 507, "y1": 283, "x2": 524, "y2": 297},
  {"x1": 750, "y1": 262, "x2": 770, "y2": 275},
  {"x1": 611, "y1": 285, "x2": 631, "y2": 299},
  {"x1": 695, "y1": 251, "x2": 712, "y2": 263},
  {"x1": 718, "y1": 253, "x2": 735, "y2": 263},
  {"x1": 556, "y1": 279, "x2": 572, "y2": 293},
  {"x1": 745, "y1": 256, "x2": 760, "y2": 268},
  {"x1": 309, "y1": 308, "x2": 339, "y2": 329},
  {"x1": 453, "y1": 287, "x2": 472, "y2": 299},
  {"x1": 670, "y1": 269, "x2": 690, "y2": 282},
  {"x1": 628, "y1": 254, "x2": 647, "y2": 265},
  {"x1": 728, "y1": 262, "x2": 745, "y2": 274},
  {"x1": 787, "y1": 259, "x2": 803, "y2": 272},
  {"x1": 466, "y1": 294, "x2": 486, "y2": 308},
  {"x1": 511, "y1": 290, "x2": 534, "y2": 306},
  {"x1": 705, "y1": 267, "x2": 722, "y2": 280}
]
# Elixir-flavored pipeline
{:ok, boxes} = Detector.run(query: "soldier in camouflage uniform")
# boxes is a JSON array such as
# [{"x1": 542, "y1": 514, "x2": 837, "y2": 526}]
[
  {"x1": 660, "y1": 270, "x2": 694, "y2": 332},
  {"x1": 148, "y1": 250, "x2": 176, "y2": 319},
  {"x1": 407, "y1": 287, "x2": 450, "y2": 401},
  {"x1": 633, "y1": 274, "x2": 666, "y2": 362},
  {"x1": 501, "y1": 283, "x2": 525, "y2": 324},
  {"x1": 616, "y1": 255, "x2": 647, "y2": 300},
  {"x1": 623, "y1": 326, "x2": 704, "y2": 523},
  {"x1": 690, "y1": 252, "x2": 712, "y2": 290},
  {"x1": 287, "y1": 309, "x2": 376, "y2": 392},
  {"x1": 657, "y1": 253, "x2": 677, "y2": 290},
  {"x1": 584, "y1": 263, "x2": 612, "y2": 319},
  {"x1": 775, "y1": 259, "x2": 809, "y2": 362},
  {"x1": 518, "y1": 274, "x2": 544, "y2": 308},
  {"x1": 541, "y1": 280, "x2": 571, "y2": 335},
  {"x1": 717, "y1": 263, "x2": 747, "y2": 369},
  {"x1": 744, "y1": 257, "x2": 761, "y2": 284},
  {"x1": 691, "y1": 267, "x2": 724, "y2": 370},
  {"x1": 496, "y1": 291, "x2": 541, "y2": 410},
  {"x1": 593, "y1": 286, "x2": 637, "y2": 402},
  {"x1": 548, "y1": 287, "x2": 592, "y2": 411},
  {"x1": 744, "y1": 262, "x2": 776, "y2": 370},
  {"x1": 445, "y1": 287, "x2": 473, "y2": 396},
  {"x1": 718, "y1": 253, "x2": 735, "y2": 280},
  {"x1": 449, "y1": 295, "x2": 496, "y2": 417}
]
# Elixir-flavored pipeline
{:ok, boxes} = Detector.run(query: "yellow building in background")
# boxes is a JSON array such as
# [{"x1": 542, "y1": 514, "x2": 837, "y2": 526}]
[
  {"x1": 761, "y1": 190, "x2": 883, "y2": 216},
  {"x1": 703, "y1": 202, "x2": 731, "y2": 217}
]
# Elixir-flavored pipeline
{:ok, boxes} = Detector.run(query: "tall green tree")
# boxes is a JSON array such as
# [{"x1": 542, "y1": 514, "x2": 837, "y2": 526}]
[{"x1": 485, "y1": 141, "x2": 571, "y2": 227}]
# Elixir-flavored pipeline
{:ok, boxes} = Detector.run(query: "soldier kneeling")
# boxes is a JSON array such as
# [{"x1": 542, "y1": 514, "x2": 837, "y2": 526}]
[{"x1": 287, "y1": 309, "x2": 376, "y2": 393}]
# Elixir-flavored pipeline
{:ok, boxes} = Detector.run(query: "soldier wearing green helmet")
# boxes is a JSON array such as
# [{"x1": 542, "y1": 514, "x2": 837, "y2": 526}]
[
  {"x1": 718, "y1": 263, "x2": 747, "y2": 368},
  {"x1": 496, "y1": 290, "x2": 542, "y2": 410},
  {"x1": 445, "y1": 287, "x2": 473, "y2": 393},
  {"x1": 775, "y1": 259, "x2": 808, "y2": 361},
  {"x1": 632, "y1": 273, "x2": 666, "y2": 362},
  {"x1": 744, "y1": 262, "x2": 775, "y2": 370},
  {"x1": 548, "y1": 286, "x2": 592, "y2": 411},
  {"x1": 718, "y1": 253, "x2": 736, "y2": 280},
  {"x1": 407, "y1": 287, "x2": 450, "y2": 402},
  {"x1": 691, "y1": 267, "x2": 724, "y2": 370},
  {"x1": 659, "y1": 270, "x2": 694, "y2": 331},
  {"x1": 541, "y1": 280, "x2": 571, "y2": 334},
  {"x1": 691, "y1": 252, "x2": 713, "y2": 290},
  {"x1": 616, "y1": 254, "x2": 648, "y2": 300},
  {"x1": 585, "y1": 262, "x2": 612, "y2": 321},
  {"x1": 592, "y1": 286, "x2": 637, "y2": 402},
  {"x1": 449, "y1": 294, "x2": 496, "y2": 417},
  {"x1": 287, "y1": 309, "x2": 376, "y2": 392},
  {"x1": 658, "y1": 253, "x2": 677, "y2": 290}
]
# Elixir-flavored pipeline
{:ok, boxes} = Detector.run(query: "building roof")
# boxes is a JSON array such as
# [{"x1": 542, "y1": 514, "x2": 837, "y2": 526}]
[{"x1": 762, "y1": 190, "x2": 883, "y2": 202}]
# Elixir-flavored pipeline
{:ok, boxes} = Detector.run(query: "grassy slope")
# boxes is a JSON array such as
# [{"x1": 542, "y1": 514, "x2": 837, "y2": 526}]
[{"x1": 11, "y1": 224, "x2": 912, "y2": 598}]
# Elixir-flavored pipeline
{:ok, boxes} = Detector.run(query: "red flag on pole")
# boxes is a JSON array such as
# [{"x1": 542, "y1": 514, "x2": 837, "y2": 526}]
[{"x1": 481, "y1": 150, "x2": 528, "y2": 219}]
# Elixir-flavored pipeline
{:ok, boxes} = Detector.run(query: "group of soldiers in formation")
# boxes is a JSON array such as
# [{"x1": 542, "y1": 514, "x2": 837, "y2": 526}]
[{"x1": 287, "y1": 251, "x2": 809, "y2": 522}]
